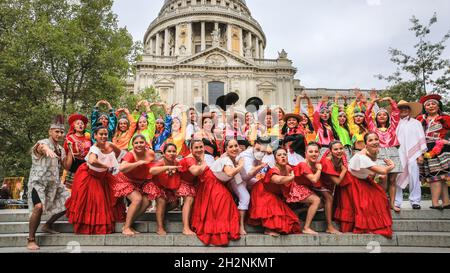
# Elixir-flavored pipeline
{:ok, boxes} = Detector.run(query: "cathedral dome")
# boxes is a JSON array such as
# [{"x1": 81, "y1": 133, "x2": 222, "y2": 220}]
[{"x1": 144, "y1": 0, "x2": 265, "y2": 59}]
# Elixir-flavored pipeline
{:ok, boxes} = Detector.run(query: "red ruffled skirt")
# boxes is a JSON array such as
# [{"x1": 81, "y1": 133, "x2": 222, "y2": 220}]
[
  {"x1": 248, "y1": 182, "x2": 301, "y2": 234},
  {"x1": 334, "y1": 175, "x2": 393, "y2": 239},
  {"x1": 65, "y1": 164, "x2": 126, "y2": 235},
  {"x1": 283, "y1": 182, "x2": 313, "y2": 203},
  {"x1": 113, "y1": 172, "x2": 152, "y2": 198},
  {"x1": 190, "y1": 168, "x2": 240, "y2": 246}
]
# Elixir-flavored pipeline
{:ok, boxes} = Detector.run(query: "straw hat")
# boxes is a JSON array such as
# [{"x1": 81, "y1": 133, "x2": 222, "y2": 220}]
[{"x1": 386, "y1": 100, "x2": 423, "y2": 118}]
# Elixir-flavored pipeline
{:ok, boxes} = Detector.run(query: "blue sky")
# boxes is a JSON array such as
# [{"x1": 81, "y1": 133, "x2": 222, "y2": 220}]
[{"x1": 112, "y1": 0, "x2": 450, "y2": 90}]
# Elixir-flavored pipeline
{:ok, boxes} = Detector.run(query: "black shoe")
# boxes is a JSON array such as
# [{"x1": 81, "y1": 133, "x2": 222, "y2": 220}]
[
  {"x1": 412, "y1": 204, "x2": 421, "y2": 210},
  {"x1": 430, "y1": 206, "x2": 444, "y2": 211},
  {"x1": 443, "y1": 205, "x2": 450, "y2": 210}
]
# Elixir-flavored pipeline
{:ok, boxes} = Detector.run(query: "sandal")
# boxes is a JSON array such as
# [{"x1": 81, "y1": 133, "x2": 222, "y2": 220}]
[
  {"x1": 430, "y1": 206, "x2": 444, "y2": 211},
  {"x1": 443, "y1": 205, "x2": 450, "y2": 209}
]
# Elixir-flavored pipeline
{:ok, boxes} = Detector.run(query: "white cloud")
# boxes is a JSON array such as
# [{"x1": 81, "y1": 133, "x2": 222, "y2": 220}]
[{"x1": 112, "y1": 0, "x2": 450, "y2": 89}]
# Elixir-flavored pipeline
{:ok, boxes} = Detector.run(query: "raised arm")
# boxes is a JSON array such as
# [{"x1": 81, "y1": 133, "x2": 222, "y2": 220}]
[
  {"x1": 271, "y1": 174, "x2": 295, "y2": 185},
  {"x1": 304, "y1": 163, "x2": 322, "y2": 184},
  {"x1": 223, "y1": 158, "x2": 245, "y2": 177}
]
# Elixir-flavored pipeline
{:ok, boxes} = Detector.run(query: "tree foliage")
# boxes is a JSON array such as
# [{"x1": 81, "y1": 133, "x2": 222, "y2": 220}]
[
  {"x1": 0, "y1": 0, "x2": 140, "y2": 177},
  {"x1": 378, "y1": 13, "x2": 450, "y2": 108}
]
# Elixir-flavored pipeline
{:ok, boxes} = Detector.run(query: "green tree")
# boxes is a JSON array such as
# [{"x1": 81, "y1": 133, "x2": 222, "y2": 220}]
[
  {"x1": 31, "y1": 0, "x2": 141, "y2": 114},
  {"x1": 377, "y1": 13, "x2": 450, "y2": 105},
  {"x1": 0, "y1": 0, "x2": 140, "y2": 177},
  {"x1": 119, "y1": 86, "x2": 165, "y2": 119}
]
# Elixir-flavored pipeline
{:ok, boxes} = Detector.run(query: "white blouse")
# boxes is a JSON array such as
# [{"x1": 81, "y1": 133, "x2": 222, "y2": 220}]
[
  {"x1": 348, "y1": 153, "x2": 376, "y2": 179},
  {"x1": 210, "y1": 156, "x2": 244, "y2": 184},
  {"x1": 85, "y1": 145, "x2": 120, "y2": 174}
]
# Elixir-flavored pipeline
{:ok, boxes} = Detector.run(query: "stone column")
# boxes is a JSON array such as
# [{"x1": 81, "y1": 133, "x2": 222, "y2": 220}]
[
  {"x1": 175, "y1": 25, "x2": 180, "y2": 55},
  {"x1": 148, "y1": 37, "x2": 153, "y2": 55},
  {"x1": 255, "y1": 38, "x2": 260, "y2": 59},
  {"x1": 227, "y1": 24, "x2": 232, "y2": 51},
  {"x1": 201, "y1": 22, "x2": 206, "y2": 51},
  {"x1": 239, "y1": 28, "x2": 244, "y2": 56},
  {"x1": 156, "y1": 32, "x2": 162, "y2": 56},
  {"x1": 246, "y1": 32, "x2": 252, "y2": 51},
  {"x1": 164, "y1": 29, "x2": 170, "y2": 56},
  {"x1": 187, "y1": 23, "x2": 193, "y2": 55},
  {"x1": 260, "y1": 42, "x2": 264, "y2": 59}
]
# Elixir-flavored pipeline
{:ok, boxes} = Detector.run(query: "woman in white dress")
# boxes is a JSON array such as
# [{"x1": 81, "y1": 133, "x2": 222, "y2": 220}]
[{"x1": 210, "y1": 139, "x2": 248, "y2": 235}]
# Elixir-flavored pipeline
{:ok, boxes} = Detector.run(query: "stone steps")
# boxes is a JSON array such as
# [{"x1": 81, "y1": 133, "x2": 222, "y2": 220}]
[
  {"x1": 1, "y1": 232, "x2": 450, "y2": 248},
  {"x1": 2, "y1": 245, "x2": 450, "y2": 253},
  {"x1": 1, "y1": 219, "x2": 450, "y2": 234},
  {"x1": 1, "y1": 208, "x2": 449, "y2": 222}
]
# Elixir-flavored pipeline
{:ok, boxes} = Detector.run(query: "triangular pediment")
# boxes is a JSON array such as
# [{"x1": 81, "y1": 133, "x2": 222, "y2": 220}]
[
  {"x1": 177, "y1": 47, "x2": 256, "y2": 67},
  {"x1": 257, "y1": 81, "x2": 276, "y2": 89},
  {"x1": 154, "y1": 78, "x2": 175, "y2": 87}
]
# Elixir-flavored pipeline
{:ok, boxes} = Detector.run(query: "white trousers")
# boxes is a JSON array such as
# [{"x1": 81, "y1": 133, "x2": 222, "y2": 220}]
[
  {"x1": 395, "y1": 161, "x2": 422, "y2": 207},
  {"x1": 230, "y1": 179, "x2": 258, "y2": 211}
]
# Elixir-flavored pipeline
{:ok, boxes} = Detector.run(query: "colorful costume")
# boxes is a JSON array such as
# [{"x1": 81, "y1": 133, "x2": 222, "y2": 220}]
[
  {"x1": 65, "y1": 145, "x2": 126, "y2": 234},
  {"x1": 113, "y1": 111, "x2": 137, "y2": 151},
  {"x1": 365, "y1": 100, "x2": 402, "y2": 173},
  {"x1": 417, "y1": 113, "x2": 450, "y2": 183},
  {"x1": 91, "y1": 107, "x2": 117, "y2": 143},
  {"x1": 28, "y1": 139, "x2": 70, "y2": 216},
  {"x1": 343, "y1": 153, "x2": 393, "y2": 238},
  {"x1": 190, "y1": 163, "x2": 240, "y2": 246},
  {"x1": 129, "y1": 111, "x2": 156, "y2": 150},
  {"x1": 247, "y1": 167, "x2": 302, "y2": 234},
  {"x1": 113, "y1": 152, "x2": 153, "y2": 198}
]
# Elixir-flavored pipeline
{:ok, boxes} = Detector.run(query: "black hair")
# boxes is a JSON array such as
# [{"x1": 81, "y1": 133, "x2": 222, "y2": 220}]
[
  {"x1": 375, "y1": 111, "x2": 391, "y2": 129},
  {"x1": 224, "y1": 138, "x2": 238, "y2": 150},
  {"x1": 255, "y1": 136, "x2": 272, "y2": 145},
  {"x1": 283, "y1": 134, "x2": 306, "y2": 157},
  {"x1": 202, "y1": 116, "x2": 216, "y2": 132},
  {"x1": 93, "y1": 123, "x2": 107, "y2": 135},
  {"x1": 364, "y1": 131, "x2": 379, "y2": 144},
  {"x1": 131, "y1": 134, "x2": 147, "y2": 143},
  {"x1": 337, "y1": 112, "x2": 351, "y2": 138},
  {"x1": 163, "y1": 143, "x2": 177, "y2": 153},
  {"x1": 329, "y1": 140, "x2": 343, "y2": 150},
  {"x1": 306, "y1": 141, "x2": 320, "y2": 150},
  {"x1": 300, "y1": 113, "x2": 314, "y2": 132},
  {"x1": 273, "y1": 147, "x2": 287, "y2": 157},
  {"x1": 190, "y1": 139, "x2": 204, "y2": 149}
]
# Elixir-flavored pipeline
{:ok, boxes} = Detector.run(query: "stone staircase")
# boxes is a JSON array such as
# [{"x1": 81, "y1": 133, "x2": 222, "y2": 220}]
[{"x1": 1, "y1": 201, "x2": 450, "y2": 253}]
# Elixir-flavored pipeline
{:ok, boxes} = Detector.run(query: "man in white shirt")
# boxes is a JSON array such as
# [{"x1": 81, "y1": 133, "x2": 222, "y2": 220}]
[
  {"x1": 234, "y1": 137, "x2": 275, "y2": 214},
  {"x1": 395, "y1": 100, "x2": 427, "y2": 210}
]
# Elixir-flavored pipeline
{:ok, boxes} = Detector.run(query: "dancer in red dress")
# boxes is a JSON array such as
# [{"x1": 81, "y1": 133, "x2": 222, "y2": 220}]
[
  {"x1": 248, "y1": 148, "x2": 302, "y2": 237},
  {"x1": 65, "y1": 125, "x2": 126, "y2": 235},
  {"x1": 143, "y1": 143, "x2": 182, "y2": 235},
  {"x1": 178, "y1": 150, "x2": 201, "y2": 236},
  {"x1": 320, "y1": 141, "x2": 351, "y2": 234},
  {"x1": 293, "y1": 142, "x2": 337, "y2": 235},
  {"x1": 114, "y1": 135, "x2": 155, "y2": 236},
  {"x1": 295, "y1": 142, "x2": 341, "y2": 234},
  {"x1": 189, "y1": 139, "x2": 240, "y2": 246},
  {"x1": 344, "y1": 132, "x2": 394, "y2": 238}
]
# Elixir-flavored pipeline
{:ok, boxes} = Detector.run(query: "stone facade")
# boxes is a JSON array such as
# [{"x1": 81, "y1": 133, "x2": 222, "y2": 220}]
[
  {"x1": 131, "y1": 0, "x2": 380, "y2": 111},
  {"x1": 133, "y1": 0, "x2": 300, "y2": 111}
]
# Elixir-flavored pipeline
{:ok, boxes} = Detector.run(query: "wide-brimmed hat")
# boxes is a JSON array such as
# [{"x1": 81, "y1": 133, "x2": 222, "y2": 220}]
[
  {"x1": 396, "y1": 100, "x2": 423, "y2": 118},
  {"x1": 216, "y1": 92, "x2": 240, "y2": 111},
  {"x1": 68, "y1": 114, "x2": 88, "y2": 126},
  {"x1": 283, "y1": 113, "x2": 303, "y2": 123},
  {"x1": 245, "y1": 97, "x2": 264, "y2": 113},
  {"x1": 419, "y1": 94, "x2": 442, "y2": 105}
]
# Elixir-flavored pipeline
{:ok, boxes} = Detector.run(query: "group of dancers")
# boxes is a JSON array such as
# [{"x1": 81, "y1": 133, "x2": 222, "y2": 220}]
[{"x1": 25, "y1": 90, "x2": 450, "y2": 250}]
